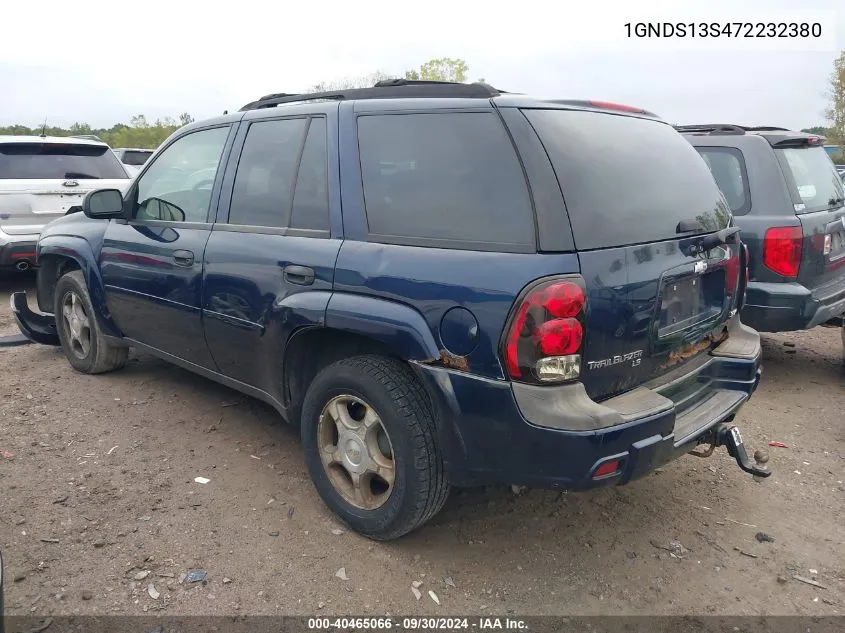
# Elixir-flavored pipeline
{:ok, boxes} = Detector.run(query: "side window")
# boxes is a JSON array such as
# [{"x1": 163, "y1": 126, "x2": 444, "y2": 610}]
[
  {"x1": 135, "y1": 126, "x2": 229, "y2": 223},
  {"x1": 697, "y1": 147, "x2": 750, "y2": 215},
  {"x1": 228, "y1": 118, "x2": 308, "y2": 228},
  {"x1": 357, "y1": 112, "x2": 535, "y2": 248},
  {"x1": 290, "y1": 119, "x2": 330, "y2": 231}
]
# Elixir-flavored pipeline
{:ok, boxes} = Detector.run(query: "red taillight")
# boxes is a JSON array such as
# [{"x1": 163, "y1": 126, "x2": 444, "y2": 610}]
[
  {"x1": 504, "y1": 278, "x2": 587, "y2": 383},
  {"x1": 587, "y1": 100, "x2": 645, "y2": 114},
  {"x1": 725, "y1": 247, "x2": 741, "y2": 295},
  {"x1": 763, "y1": 226, "x2": 803, "y2": 278},
  {"x1": 739, "y1": 243, "x2": 750, "y2": 309},
  {"x1": 743, "y1": 243, "x2": 750, "y2": 282},
  {"x1": 533, "y1": 318, "x2": 583, "y2": 355}
]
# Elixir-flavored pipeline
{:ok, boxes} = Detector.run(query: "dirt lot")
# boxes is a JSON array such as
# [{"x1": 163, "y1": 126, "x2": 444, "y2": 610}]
[{"x1": 1, "y1": 274, "x2": 843, "y2": 618}]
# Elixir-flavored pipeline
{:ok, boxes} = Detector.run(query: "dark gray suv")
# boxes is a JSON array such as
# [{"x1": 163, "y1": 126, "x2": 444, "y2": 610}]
[{"x1": 679, "y1": 125, "x2": 845, "y2": 354}]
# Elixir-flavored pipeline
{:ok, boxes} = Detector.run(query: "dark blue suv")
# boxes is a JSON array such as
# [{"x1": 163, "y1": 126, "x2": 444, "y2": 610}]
[{"x1": 12, "y1": 80, "x2": 769, "y2": 540}]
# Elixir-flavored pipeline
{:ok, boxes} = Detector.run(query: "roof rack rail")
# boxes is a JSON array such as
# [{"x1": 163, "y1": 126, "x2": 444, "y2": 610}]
[
  {"x1": 742, "y1": 126, "x2": 791, "y2": 132},
  {"x1": 70, "y1": 134, "x2": 105, "y2": 142},
  {"x1": 239, "y1": 79, "x2": 504, "y2": 111},
  {"x1": 673, "y1": 124, "x2": 747, "y2": 135}
]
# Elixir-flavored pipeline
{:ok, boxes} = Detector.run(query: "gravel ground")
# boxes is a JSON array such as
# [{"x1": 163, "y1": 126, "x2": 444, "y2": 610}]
[{"x1": 1, "y1": 274, "x2": 843, "y2": 618}]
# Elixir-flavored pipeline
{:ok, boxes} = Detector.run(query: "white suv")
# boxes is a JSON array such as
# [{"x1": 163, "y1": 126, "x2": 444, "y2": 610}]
[
  {"x1": 0, "y1": 135, "x2": 131, "y2": 272},
  {"x1": 112, "y1": 147, "x2": 155, "y2": 176}
]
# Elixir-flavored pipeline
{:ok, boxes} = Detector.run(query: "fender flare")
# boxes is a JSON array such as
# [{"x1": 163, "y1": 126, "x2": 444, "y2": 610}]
[
  {"x1": 324, "y1": 293, "x2": 440, "y2": 362},
  {"x1": 38, "y1": 236, "x2": 123, "y2": 338}
]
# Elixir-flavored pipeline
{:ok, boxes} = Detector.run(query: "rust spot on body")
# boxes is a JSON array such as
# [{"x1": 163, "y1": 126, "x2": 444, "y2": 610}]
[
  {"x1": 421, "y1": 350, "x2": 470, "y2": 372},
  {"x1": 661, "y1": 327, "x2": 729, "y2": 370}
]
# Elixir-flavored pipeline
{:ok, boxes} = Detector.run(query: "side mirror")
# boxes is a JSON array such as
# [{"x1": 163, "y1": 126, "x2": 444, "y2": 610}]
[{"x1": 82, "y1": 189, "x2": 124, "y2": 219}]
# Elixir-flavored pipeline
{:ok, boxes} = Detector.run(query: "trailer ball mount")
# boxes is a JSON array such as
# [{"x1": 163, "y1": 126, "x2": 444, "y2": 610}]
[{"x1": 690, "y1": 423, "x2": 772, "y2": 479}]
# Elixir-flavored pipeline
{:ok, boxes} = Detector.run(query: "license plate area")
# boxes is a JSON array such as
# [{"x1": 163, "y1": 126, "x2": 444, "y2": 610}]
[{"x1": 656, "y1": 271, "x2": 725, "y2": 339}]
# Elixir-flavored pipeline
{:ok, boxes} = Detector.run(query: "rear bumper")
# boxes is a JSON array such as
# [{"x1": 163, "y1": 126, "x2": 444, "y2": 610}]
[
  {"x1": 415, "y1": 320, "x2": 762, "y2": 490},
  {"x1": 742, "y1": 280, "x2": 845, "y2": 332},
  {"x1": 9, "y1": 292, "x2": 60, "y2": 346},
  {"x1": 0, "y1": 231, "x2": 38, "y2": 270}
]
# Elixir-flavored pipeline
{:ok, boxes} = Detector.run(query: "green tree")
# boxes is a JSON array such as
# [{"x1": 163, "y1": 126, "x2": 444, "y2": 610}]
[
  {"x1": 801, "y1": 126, "x2": 829, "y2": 135},
  {"x1": 404, "y1": 57, "x2": 469, "y2": 83},
  {"x1": 825, "y1": 52, "x2": 845, "y2": 143},
  {"x1": 0, "y1": 114, "x2": 189, "y2": 149},
  {"x1": 179, "y1": 112, "x2": 195, "y2": 126},
  {"x1": 310, "y1": 70, "x2": 394, "y2": 92}
]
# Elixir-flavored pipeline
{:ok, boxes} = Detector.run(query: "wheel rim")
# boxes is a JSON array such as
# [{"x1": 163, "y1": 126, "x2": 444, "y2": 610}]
[
  {"x1": 61, "y1": 290, "x2": 91, "y2": 359},
  {"x1": 317, "y1": 394, "x2": 395, "y2": 510}
]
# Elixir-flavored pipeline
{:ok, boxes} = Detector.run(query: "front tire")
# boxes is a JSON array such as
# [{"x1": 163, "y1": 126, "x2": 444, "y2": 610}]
[
  {"x1": 300, "y1": 355, "x2": 450, "y2": 540},
  {"x1": 54, "y1": 270, "x2": 128, "y2": 374}
]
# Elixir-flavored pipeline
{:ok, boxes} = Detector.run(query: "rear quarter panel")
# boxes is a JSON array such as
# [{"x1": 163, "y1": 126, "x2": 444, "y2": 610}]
[{"x1": 334, "y1": 100, "x2": 580, "y2": 380}]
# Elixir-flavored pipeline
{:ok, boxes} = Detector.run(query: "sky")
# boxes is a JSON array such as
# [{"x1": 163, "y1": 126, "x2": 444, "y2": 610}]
[{"x1": 0, "y1": 0, "x2": 840, "y2": 130}]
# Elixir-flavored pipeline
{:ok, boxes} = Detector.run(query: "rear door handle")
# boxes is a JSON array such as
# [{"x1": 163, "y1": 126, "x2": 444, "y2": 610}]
[
  {"x1": 283, "y1": 264, "x2": 315, "y2": 286},
  {"x1": 173, "y1": 250, "x2": 195, "y2": 267}
]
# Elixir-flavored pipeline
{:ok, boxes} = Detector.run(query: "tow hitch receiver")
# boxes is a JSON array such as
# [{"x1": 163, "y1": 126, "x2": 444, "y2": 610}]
[{"x1": 691, "y1": 423, "x2": 772, "y2": 479}]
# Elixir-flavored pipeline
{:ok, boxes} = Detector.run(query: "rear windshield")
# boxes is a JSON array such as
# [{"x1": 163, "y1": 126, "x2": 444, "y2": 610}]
[
  {"x1": 120, "y1": 150, "x2": 153, "y2": 166},
  {"x1": 524, "y1": 109, "x2": 731, "y2": 250},
  {"x1": 775, "y1": 146, "x2": 844, "y2": 214},
  {"x1": 0, "y1": 142, "x2": 128, "y2": 180}
]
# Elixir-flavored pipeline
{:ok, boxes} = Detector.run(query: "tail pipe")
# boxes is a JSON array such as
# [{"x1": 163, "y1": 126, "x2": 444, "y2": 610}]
[{"x1": 14, "y1": 260, "x2": 30, "y2": 272}]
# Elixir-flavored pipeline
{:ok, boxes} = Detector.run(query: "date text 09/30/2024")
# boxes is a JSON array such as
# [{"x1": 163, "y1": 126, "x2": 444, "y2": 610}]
[{"x1": 308, "y1": 617, "x2": 528, "y2": 630}]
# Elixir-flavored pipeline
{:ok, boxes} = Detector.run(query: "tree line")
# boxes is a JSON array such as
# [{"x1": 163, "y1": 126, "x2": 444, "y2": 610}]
[
  {"x1": 0, "y1": 58, "x2": 474, "y2": 150},
  {"x1": 0, "y1": 114, "x2": 195, "y2": 150}
]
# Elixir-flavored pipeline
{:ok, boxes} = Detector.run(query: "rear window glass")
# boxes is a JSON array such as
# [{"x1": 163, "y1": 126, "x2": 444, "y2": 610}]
[
  {"x1": 524, "y1": 109, "x2": 731, "y2": 250},
  {"x1": 357, "y1": 112, "x2": 535, "y2": 249},
  {"x1": 697, "y1": 147, "x2": 750, "y2": 215},
  {"x1": 120, "y1": 150, "x2": 153, "y2": 166},
  {"x1": 775, "y1": 146, "x2": 844, "y2": 214},
  {"x1": 0, "y1": 143, "x2": 128, "y2": 180}
]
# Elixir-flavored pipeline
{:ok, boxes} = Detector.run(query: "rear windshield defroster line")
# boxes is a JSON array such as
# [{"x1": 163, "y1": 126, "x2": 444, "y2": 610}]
[{"x1": 523, "y1": 109, "x2": 731, "y2": 251}]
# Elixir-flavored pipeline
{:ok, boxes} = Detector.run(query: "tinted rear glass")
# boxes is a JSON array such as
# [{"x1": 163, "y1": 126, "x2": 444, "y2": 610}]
[
  {"x1": 775, "y1": 146, "x2": 844, "y2": 214},
  {"x1": 357, "y1": 112, "x2": 535, "y2": 249},
  {"x1": 697, "y1": 147, "x2": 750, "y2": 215},
  {"x1": 0, "y1": 143, "x2": 128, "y2": 180},
  {"x1": 121, "y1": 150, "x2": 153, "y2": 166},
  {"x1": 524, "y1": 109, "x2": 730, "y2": 250}
]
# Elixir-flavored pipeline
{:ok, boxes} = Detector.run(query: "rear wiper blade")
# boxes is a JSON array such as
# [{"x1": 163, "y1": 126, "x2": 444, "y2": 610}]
[{"x1": 699, "y1": 226, "x2": 741, "y2": 252}]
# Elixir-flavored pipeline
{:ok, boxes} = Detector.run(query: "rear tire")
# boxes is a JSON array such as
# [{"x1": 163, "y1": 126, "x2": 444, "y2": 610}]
[
  {"x1": 54, "y1": 270, "x2": 128, "y2": 374},
  {"x1": 300, "y1": 355, "x2": 450, "y2": 540}
]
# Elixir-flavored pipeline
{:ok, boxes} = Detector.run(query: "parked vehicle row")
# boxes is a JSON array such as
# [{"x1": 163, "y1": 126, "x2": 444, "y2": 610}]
[
  {"x1": 678, "y1": 124, "x2": 845, "y2": 338},
  {"x1": 10, "y1": 80, "x2": 783, "y2": 540}
]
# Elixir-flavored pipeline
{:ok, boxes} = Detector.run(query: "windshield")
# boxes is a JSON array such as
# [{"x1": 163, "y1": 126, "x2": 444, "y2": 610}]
[
  {"x1": 121, "y1": 150, "x2": 153, "y2": 166},
  {"x1": 524, "y1": 109, "x2": 730, "y2": 250},
  {"x1": 0, "y1": 143, "x2": 128, "y2": 180},
  {"x1": 776, "y1": 146, "x2": 844, "y2": 213}
]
